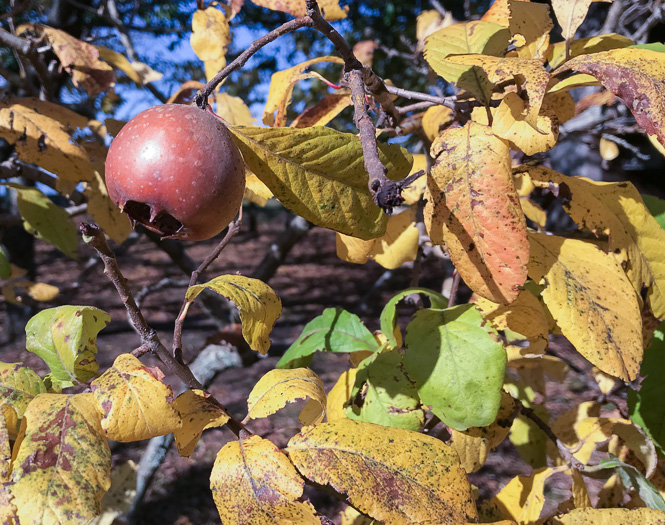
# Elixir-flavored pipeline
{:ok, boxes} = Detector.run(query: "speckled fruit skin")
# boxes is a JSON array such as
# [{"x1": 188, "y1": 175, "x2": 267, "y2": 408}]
[{"x1": 105, "y1": 104, "x2": 246, "y2": 241}]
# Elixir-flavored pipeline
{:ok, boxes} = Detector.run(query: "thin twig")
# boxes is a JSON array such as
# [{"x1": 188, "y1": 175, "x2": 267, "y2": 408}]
[
  {"x1": 195, "y1": 17, "x2": 313, "y2": 106},
  {"x1": 447, "y1": 269, "x2": 461, "y2": 307},
  {"x1": 80, "y1": 222, "x2": 247, "y2": 437},
  {"x1": 515, "y1": 398, "x2": 584, "y2": 470},
  {"x1": 385, "y1": 85, "x2": 457, "y2": 109},
  {"x1": 172, "y1": 214, "x2": 242, "y2": 361}
]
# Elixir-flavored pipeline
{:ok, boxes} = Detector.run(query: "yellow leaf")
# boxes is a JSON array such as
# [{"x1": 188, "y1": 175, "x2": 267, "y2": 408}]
[
  {"x1": 480, "y1": 0, "x2": 513, "y2": 26},
  {"x1": 421, "y1": 104, "x2": 453, "y2": 141},
  {"x1": 210, "y1": 435, "x2": 320, "y2": 524},
  {"x1": 287, "y1": 419, "x2": 478, "y2": 524},
  {"x1": 326, "y1": 368, "x2": 357, "y2": 421},
  {"x1": 0, "y1": 405, "x2": 15, "y2": 481},
  {"x1": 491, "y1": 467, "x2": 561, "y2": 525},
  {"x1": 425, "y1": 121, "x2": 528, "y2": 304},
  {"x1": 543, "y1": 90, "x2": 576, "y2": 124},
  {"x1": 216, "y1": 93, "x2": 254, "y2": 125},
  {"x1": 89, "y1": 460, "x2": 138, "y2": 525},
  {"x1": 0, "y1": 363, "x2": 47, "y2": 429},
  {"x1": 546, "y1": 33, "x2": 634, "y2": 70},
  {"x1": 416, "y1": 9, "x2": 455, "y2": 51},
  {"x1": 445, "y1": 55, "x2": 550, "y2": 131},
  {"x1": 514, "y1": 171, "x2": 547, "y2": 228},
  {"x1": 190, "y1": 6, "x2": 230, "y2": 61},
  {"x1": 10, "y1": 393, "x2": 111, "y2": 525},
  {"x1": 475, "y1": 289, "x2": 549, "y2": 355},
  {"x1": 244, "y1": 172, "x2": 273, "y2": 206},
  {"x1": 551, "y1": 0, "x2": 613, "y2": 43},
  {"x1": 550, "y1": 507, "x2": 665, "y2": 524},
  {"x1": 490, "y1": 92, "x2": 559, "y2": 154},
  {"x1": 528, "y1": 233, "x2": 642, "y2": 381},
  {"x1": 504, "y1": 382, "x2": 548, "y2": 467},
  {"x1": 424, "y1": 21, "x2": 510, "y2": 105},
  {"x1": 336, "y1": 207, "x2": 419, "y2": 270},
  {"x1": 509, "y1": 1, "x2": 553, "y2": 60},
  {"x1": 339, "y1": 506, "x2": 375, "y2": 525},
  {"x1": 249, "y1": 0, "x2": 347, "y2": 20},
  {"x1": 291, "y1": 92, "x2": 352, "y2": 128},
  {"x1": 186, "y1": 275, "x2": 281, "y2": 354},
  {"x1": 167, "y1": 80, "x2": 205, "y2": 105},
  {"x1": 554, "y1": 48, "x2": 665, "y2": 148},
  {"x1": 83, "y1": 170, "x2": 132, "y2": 245},
  {"x1": 263, "y1": 56, "x2": 344, "y2": 127},
  {"x1": 96, "y1": 46, "x2": 162, "y2": 85},
  {"x1": 592, "y1": 367, "x2": 617, "y2": 395},
  {"x1": 173, "y1": 390, "x2": 230, "y2": 457},
  {"x1": 41, "y1": 25, "x2": 115, "y2": 96},
  {"x1": 0, "y1": 98, "x2": 95, "y2": 189},
  {"x1": 399, "y1": 154, "x2": 428, "y2": 207},
  {"x1": 525, "y1": 166, "x2": 665, "y2": 319},
  {"x1": 547, "y1": 73, "x2": 600, "y2": 93},
  {"x1": 91, "y1": 354, "x2": 182, "y2": 442},
  {"x1": 449, "y1": 391, "x2": 517, "y2": 473},
  {"x1": 507, "y1": 352, "x2": 570, "y2": 395},
  {"x1": 353, "y1": 41, "x2": 378, "y2": 67},
  {"x1": 600, "y1": 137, "x2": 620, "y2": 160},
  {"x1": 246, "y1": 368, "x2": 326, "y2": 425},
  {"x1": 570, "y1": 468, "x2": 592, "y2": 508},
  {"x1": 228, "y1": 125, "x2": 412, "y2": 240}
]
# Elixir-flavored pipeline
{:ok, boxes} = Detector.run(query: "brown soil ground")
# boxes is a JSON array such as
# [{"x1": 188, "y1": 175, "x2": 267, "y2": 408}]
[{"x1": 0, "y1": 206, "x2": 602, "y2": 524}]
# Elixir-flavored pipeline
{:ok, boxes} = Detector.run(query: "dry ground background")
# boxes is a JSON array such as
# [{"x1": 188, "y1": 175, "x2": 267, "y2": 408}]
[{"x1": 1, "y1": 205, "x2": 602, "y2": 524}]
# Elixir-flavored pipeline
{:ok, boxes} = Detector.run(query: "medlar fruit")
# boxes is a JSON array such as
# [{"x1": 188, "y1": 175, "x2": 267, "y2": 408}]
[{"x1": 105, "y1": 103, "x2": 246, "y2": 241}]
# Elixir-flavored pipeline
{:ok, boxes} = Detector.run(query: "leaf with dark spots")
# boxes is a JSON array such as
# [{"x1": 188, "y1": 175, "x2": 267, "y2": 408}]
[
  {"x1": 555, "y1": 48, "x2": 665, "y2": 147},
  {"x1": 9, "y1": 393, "x2": 110, "y2": 524},
  {"x1": 210, "y1": 435, "x2": 319, "y2": 524}
]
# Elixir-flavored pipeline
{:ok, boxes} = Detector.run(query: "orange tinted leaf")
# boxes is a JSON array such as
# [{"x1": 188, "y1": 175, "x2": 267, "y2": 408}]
[
  {"x1": 425, "y1": 122, "x2": 528, "y2": 304},
  {"x1": 554, "y1": 48, "x2": 665, "y2": 147},
  {"x1": 249, "y1": 0, "x2": 347, "y2": 20},
  {"x1": 292, "y1": 92, "x2": 352, "y2": 128}
]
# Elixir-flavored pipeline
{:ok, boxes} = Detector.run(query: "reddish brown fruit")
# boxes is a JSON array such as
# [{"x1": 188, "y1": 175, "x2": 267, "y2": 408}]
[{"x1": 105, "y1": 104, "x2": 246, "y2": 241}]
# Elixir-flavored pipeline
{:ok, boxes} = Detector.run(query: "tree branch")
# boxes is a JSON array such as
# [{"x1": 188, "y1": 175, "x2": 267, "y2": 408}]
[
  {"x1": 172, "y1": 215, "x2": 242, "y2": 362},
  {"x1": 195, "y1": 16, "x2": 314, "y2": 106},
  {"x1": 80, "y1": 222, "x2": 247, "y2": 437}
]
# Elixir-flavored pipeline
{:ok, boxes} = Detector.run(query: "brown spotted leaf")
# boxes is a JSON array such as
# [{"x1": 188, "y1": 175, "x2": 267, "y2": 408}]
[
  {"x1": 249, "y1": 0, "x2": 347, "y2": 20},
  {"x1": 0, "y1": 362, "x2": 46, "y2": 439},
  {"x1": 286, "y1": 419, "x2": 478, "y2": 524},
  {"x1": 425, "y1": 121, "x2": 528, "y2": 304},
  {"x1": 528, "y1": 233, "x2": 642, "y2": 381},
  {"x1": 554, "y1": 48, "x2": 665, "y2": 147},
  {"x1": 525, "y1": 166, "x2": 665, "y2": 320},
  {"x1": 91, "y1": 354, "x2": 182, "y2": 442},
  {"x1": 210, "y1": 435, "x2": 320, "y2": 524},
  {"x1": 9, "y1": 393, "x2": 111, "y2": 525}
]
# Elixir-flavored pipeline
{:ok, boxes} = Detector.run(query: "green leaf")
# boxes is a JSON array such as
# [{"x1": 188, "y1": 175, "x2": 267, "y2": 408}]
[
  {"x1": 403, "y1": 305, "x2": 506, "y2": 431},
  {"x1": 186, "y1": 275, "x2": 281, "y2": 355},
  {"x1": 628, "y1": 322, "x2": 665, "y2": 455},
  {"x1": 25, "y1": 306, "x2": 110, "y2": 389},
  {"x1": 346, "y1": 347, "x2": 425, "y2": 431},
  {"x1": 630, "y1": 43, "x2": 665, "y2": 53},
  {"x1": 277, "y1": 308, "x2": 378, "y2": 369},
  {"x1": 585, "y1": 455, "x2": 665, "y2": 511},
  {"x1": 0, "y1": 245, "x2": 10, "y2": 279},
  {"x1": 379, "y1": 287, "x2": 448, "y2": 348},
  {"x1": 2, "y1": 183, "x2": 78, "y2": 259},
  {"x1": 227, "y1": 126, "x2": 412, "y2": 240},
  {"x1": 642, "y1": 194, "x2": 665, "y2": 232}
]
